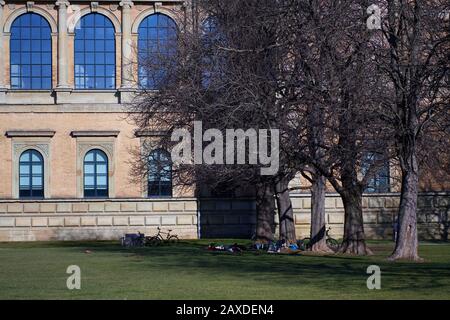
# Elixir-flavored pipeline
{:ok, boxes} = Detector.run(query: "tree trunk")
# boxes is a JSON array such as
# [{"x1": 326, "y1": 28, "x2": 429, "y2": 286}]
[
  {"x1": 339, "y1": 187, "x2": 371, "y2": 255},
  {"x1": 256, "y1": 183, "x2": 275, "y2": 242},
  {"x1": 389, "y1": 152, "x2": 421, "y2": 261},
  {"x1": 275, "y1": 177, "x2": 296, "y2": 243},
  {"x1": 310, "y1": 174, "x2": 332, "y2": 252}
]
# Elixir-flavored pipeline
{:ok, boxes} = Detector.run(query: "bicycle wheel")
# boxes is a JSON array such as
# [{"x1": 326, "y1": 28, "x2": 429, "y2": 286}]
[
  {"x1": 147, "y1": 236, "x2": 162, "y2": 246},
  {"x1": 167, "y1": 235, "x2": 179, "y2": 245},
  {"x1": 326, "y1": 238, "x2": 340, "y2": 252}
]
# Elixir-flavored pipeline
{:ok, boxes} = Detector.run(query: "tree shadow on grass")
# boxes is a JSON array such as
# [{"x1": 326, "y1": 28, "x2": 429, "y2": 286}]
[
  {"x1": 2, "y1": 240, "x2": 449, "y2": 295},
  {"x1": 71, "y1": 241, "x2": 450, "y2": 294}
]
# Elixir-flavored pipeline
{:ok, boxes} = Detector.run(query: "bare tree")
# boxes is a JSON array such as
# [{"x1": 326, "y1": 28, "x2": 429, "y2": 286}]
[
  {"x1": 128, "y1": 0, "x2": 302, "y2": 243},
  {"x1": 288, "y1": 0, "x2": 393, "y2": 255},
  {"x1": 371, "y1": 0, "x2": 450, "y2": 261}
]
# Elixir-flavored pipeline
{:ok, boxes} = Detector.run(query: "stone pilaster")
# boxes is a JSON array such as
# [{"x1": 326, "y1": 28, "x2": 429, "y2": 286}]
[
  {"x1": 55, "y1": 0, "x2": 70, "y2": 89},
  {"x1": 0, "y1": 1, "x2": 6, "y2": 90},
  {"x1": 120, "y1": 0, "x2": 134, "y2": 88}
]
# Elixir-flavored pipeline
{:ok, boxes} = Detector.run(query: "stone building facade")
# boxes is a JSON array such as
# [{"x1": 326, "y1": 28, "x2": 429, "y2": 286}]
[{"x1": 0, "y1": 0, "x2": 448, "y2": 241}]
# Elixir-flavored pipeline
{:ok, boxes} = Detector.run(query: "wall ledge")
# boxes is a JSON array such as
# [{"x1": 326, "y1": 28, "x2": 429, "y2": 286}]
[{"x1": 5, "y1": 130, "x2": 56, "y2": 137}]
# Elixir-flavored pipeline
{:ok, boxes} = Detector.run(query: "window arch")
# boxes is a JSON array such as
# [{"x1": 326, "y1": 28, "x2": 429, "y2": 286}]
[
  {"x1": 138, "y1": 13, "x2": 178, "y2": 89},
  {"x1": 84, "y1": 149, "x2": 109, "y2": 198},
  {"x1": 148, "y1": 149, "x2": 172, "y2": 197},
  {"x1": 19, "y1": 149, "x2": 44, "y2": 198},
  {"x1": 74, "y1": 13, "x2": 115, "y2": 89},
  {"x1": 10, "y1": 13, "x2": 52, "y2": 90}
]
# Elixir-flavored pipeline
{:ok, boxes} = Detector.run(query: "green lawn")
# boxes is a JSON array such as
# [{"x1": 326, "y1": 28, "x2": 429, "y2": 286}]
[{"x1": 0, "y1": 240, "x2": 449, "y2": 299}]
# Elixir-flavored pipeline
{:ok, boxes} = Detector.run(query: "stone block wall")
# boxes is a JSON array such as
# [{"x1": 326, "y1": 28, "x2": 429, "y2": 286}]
[
  {"x1": 0, "y1": 199, "x2": 198, "y2": 241},
  {"x1": 199, "y1": 193, "x2": 450, "y2": 241},
  {"x1": 1, "y1": 193, "x2": 448, "y2": 242}
]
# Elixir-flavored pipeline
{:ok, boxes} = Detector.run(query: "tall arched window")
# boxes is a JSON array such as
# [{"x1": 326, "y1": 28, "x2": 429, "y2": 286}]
[
  {"x1": 84, "y1": 149, "x2": 108, "y2": 198},
  {"x1": 362, "y1": 153, "x2": 390, "y2": 193},
  {"x1": 201, "y1": 17, "x2": 225, "y2": 88},
  {"x1": 138, "y1": 13, "x2": 177, "y2": 89},
  {"x1": 74, "y1": 13, "x2": 115, "y2": 89},
  {"x1": 19, "y1": 150, "x2": 44, "y2": 198},
  {"x1": 148, "y1": 149, "x2": 172, "y2": 197},
  {"x1": 10, "y1": 13, "x2": 52, "y2": 89}
]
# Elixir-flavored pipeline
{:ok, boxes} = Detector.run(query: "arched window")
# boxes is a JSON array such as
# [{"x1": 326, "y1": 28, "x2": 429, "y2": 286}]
[
  {"x1": 84, "y1": 149, "x2": 108, "y2": 198},
  {"x1": 74, "y1": 13, "x2": 115, "y2": 89},
  {"x1": 148, "y1": 149, "x2": 172, "y2": 197},
  {"x1": 10, "y1": 13, "x2": 52, "y2": 89},
  {"x1": 362, "y1": 153, "x2": 390, "y2": 193},
  {"x1": 138, "y1": 13, "x2": 177, "y2": 89},
  {"x1": 19, "y1": 150, "x2": 44, "y2": 198},
  {"x1": 201, "y1": 17, "x2": 222, "y2": 87}
]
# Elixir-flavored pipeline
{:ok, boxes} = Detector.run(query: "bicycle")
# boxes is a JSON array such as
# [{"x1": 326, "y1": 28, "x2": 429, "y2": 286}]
[
  {"x1": 297, "y1": 227, "x2": 340, "y2": 251},
  {"x1": 145, "y1": 227, "x2": 179, "y2": 246},
  {"x1": 325, "y1": 227, "x2": 340, "y2": 252}
]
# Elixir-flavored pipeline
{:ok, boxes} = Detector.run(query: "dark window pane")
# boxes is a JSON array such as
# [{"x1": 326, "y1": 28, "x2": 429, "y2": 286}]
[
  {"x1": 105, "y1": 40, "x2": 115, "y2": 51},
  {"x1": 22, "y1": 77, "x2": 31, "y2": 88},
  {"x1": 21, "y1": 65, "x2": 31, "y2": 77},
  {"x1": 95, "y1": 54, "x2": 105, "y2": 64},
  {"x1": 95, "y1": 40, "x2": 104, "y2": 51},
  {"x1": 42, "y1": 78, "x2": 51, "y2": 89},
  {"x1": 42, "y1": 65, "x2": 51, "y2": 77},
  {"x1": 42, "y1": 40, "x2": 51, "y2": 52},
  {"x1": 105, "y1": 65, "x2": 115, "y2": 78},
  {"x1": 31, "y1": 53, "x2": 41, "y2": 64},
  {"x1": 85, "y1": 54, "x2": 95, "y2": 64},
  {"x1": 10, "y1": 40, "x2": 20, "y2": 51},
  {"x1": 85, "y1": 14, "x2": 94, "y2": 26},
  {"x1": 42, "y1": 53, "x2": 51, "y2": 65},
  {"x1": 105, "y1": 77, "x2": 115, "y2": 89}
]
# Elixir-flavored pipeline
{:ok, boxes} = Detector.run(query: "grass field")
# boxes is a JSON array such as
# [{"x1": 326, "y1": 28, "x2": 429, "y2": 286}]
[{"x1": 0, "y1": 240, "x2": 449, "y2": 299}]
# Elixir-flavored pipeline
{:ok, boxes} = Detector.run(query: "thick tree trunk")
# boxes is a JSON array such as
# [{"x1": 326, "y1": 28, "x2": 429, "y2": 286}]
[
  {"x1": 310, "y1": 174, "x2": 332, "y2": 252},
  {"x1": 256, "y1": 183, "x2": 275, "y2": 242},
  {"x1": 339, "y1": 187, "x2": 371, "y2": 255},
  {"x1": 275, "y1": 177, "x2": 296, "y2": 243},
  {"x1": 389, "y1": 152, "x2": 421, "y2": 261}
]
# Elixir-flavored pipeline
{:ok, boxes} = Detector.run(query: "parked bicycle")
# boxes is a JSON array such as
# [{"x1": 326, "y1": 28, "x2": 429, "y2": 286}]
[
  {"x1": 145, "y1": 227, "x2": 179, "y2": 246},
  {"x1": 297, "y1": 227, "x2": 340, "y2": 252}
]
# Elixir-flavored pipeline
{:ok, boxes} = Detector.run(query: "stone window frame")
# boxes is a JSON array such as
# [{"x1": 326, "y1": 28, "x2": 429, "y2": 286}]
[
  {"x1": 73, "y1": 132, "x2": 118, "y2": 198},
  {"x1": 9, "y1": 134, "x2": 53, "y2": 199}
]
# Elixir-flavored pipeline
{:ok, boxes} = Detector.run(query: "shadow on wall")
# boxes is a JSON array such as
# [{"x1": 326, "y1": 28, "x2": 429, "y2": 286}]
[
  {"x1": 419, "y1": 200, "x2": 450, "y2": 241},
  {"x1": 198, "y1": 198, "x2": 257, "y2": 239},
  {"x1": 198, "y1": 194, "x2": 450, "y2": 241}
]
